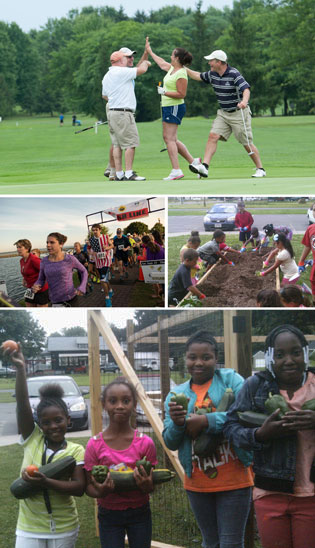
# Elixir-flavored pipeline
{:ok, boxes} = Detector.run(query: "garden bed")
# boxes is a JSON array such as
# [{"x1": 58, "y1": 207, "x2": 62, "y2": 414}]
[{"x1": 197, "y1": 247, "x2": 277, "y2": 307}]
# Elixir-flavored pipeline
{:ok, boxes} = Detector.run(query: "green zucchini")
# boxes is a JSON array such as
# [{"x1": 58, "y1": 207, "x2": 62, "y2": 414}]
[
  {"x1": 10, "y1": 456, "x2": 76, "y2": 500},
  {"x1": 301, "y1": 398, "x2": 315, "y2": 411},
  {"x1": 237, "y1": 411, "x2": 268, "y2": 428},
  {"x1": 91, "y1": 466, "x2": 175, "y2": 491},
  {"x1": 194, "y1": 432, "x2": 223, "y2": 458},
  {"x1": 216, "y1": 388, "x2": 235, "y2": 412}
]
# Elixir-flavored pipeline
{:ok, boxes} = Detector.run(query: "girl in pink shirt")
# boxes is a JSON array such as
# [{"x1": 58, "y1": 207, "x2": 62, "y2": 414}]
[{"x1": 84, "y1": 378, "x2": 157, "y2": 548}]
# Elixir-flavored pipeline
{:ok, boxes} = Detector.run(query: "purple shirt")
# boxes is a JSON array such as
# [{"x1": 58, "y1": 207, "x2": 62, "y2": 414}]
[
  {"x1": 145, "y1": 244, "x2": 165, "y2": 261},
  {"x1": 35, "y1": 254, "x2": 88, "y2": 303}
]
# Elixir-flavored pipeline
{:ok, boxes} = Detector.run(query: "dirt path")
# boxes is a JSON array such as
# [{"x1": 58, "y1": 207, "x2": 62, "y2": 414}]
[{"x1": 198, "y1": 247, "x2": 277, "y2": 307}]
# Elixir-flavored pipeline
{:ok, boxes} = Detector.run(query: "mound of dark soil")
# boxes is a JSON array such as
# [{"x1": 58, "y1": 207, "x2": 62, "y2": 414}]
[{"x1": 198, "y1": 247, "x2": 277, "y2": 307}]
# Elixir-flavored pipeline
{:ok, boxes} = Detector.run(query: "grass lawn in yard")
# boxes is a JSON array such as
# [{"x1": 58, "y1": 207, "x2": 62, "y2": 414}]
[{"x1": 0, "y1": 115, "x2": 314, "y2": 194}]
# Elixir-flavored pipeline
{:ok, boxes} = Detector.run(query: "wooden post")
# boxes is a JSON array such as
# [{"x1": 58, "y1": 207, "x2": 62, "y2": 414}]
[
  {"x1": 126, "y1": 319, "x2": 135, "y2": 370},
  {"x1": 87, "y1": 312, "x2": 103, "y2": 538}
]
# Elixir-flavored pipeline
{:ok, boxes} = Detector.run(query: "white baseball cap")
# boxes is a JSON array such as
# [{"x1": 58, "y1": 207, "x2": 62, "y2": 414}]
[
  {"x1": 119, "y1": 47, "x2": 137, "y2": 56},
  {"x1": 204, "y1": 50, "x2": 227, "y2": 62}
]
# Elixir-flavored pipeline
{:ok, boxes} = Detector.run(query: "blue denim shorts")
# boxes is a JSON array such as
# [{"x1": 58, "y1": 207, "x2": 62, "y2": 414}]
[{"x1": 162, "y1": 103, "x2": 186, "y2": 125}]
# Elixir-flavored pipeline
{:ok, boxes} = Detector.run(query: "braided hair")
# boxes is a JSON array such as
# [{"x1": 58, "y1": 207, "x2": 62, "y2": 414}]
[
  {"x1": 37, "y1": 383, "x2": 69, "y2": 420},
  {"x1": 264, "y1": 324, "x2": 309, "y2": 380},
  {"x1": 185, "y1": 330, "x2": 218, "y2": 356}
]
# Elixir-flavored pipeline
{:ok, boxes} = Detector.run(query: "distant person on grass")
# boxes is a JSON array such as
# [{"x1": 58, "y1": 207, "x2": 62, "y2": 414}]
[
  {"x1": 185, "y1": 50, "x2": 266, "y2": 179},
  {"x1": 59, "y1": 113, "x2": 64, "y2": 126},
  {"x1": 3, "y1": 343, "x2": 85, "y2": 548},
  {"x1": 102, "y1": 49, "x2": 151, "y2": 181},
  {"x1": 168, "y1": 248, "x2": 206, "y2": 306},
  {"x1": 145, "y1": 37, "x2": 201, "y2": 181}
]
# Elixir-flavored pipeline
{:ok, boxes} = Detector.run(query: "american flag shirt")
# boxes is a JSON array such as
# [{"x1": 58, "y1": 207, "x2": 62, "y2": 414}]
[{"x1": 89, "y1": 235, "x2": 111, "y2": 268}]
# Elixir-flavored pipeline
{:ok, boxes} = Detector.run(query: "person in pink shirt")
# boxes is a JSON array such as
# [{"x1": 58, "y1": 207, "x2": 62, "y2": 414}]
[
  {"x1": 84, "y1": 378, "x2": 157, "y2": 548},
  {"x1": 234, "y1": 201, "x2": 254, "y2": 244}
]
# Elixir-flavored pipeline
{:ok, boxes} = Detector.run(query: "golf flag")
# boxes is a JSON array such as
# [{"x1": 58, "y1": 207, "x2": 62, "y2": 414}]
[{"x1": 104, "y1": 199, "x2": 149, "y2": 222}]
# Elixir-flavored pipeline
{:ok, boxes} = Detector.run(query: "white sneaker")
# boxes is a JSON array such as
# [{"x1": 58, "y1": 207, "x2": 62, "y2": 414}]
[
  {"x1": 163, "y1": 170, "x2": 184, "y2": 181},
  {"x1": 252, "y1": 168, "x2": 266, "y2": 178},
  {"x1": 189, "y1": 160, "x2": 208, "y2": 177}
]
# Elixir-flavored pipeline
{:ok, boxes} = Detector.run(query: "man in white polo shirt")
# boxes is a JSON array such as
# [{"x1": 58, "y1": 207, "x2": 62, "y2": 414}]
[{"x1": 102, "y1": 50, "x2": 151, "y2": 181}]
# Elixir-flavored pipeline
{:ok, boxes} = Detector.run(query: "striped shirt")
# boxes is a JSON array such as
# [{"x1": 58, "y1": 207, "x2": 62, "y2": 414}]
[
  {"x1": 89, "y1": 234, "x2": 112, "y2": 268},
  {"x1": 200, "y1": 66, "x2": 250, "y2": 111}
]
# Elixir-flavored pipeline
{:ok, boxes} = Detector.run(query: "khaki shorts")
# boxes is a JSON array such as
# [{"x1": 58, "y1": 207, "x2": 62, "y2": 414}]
[
  {"x1": 211, "y1": 107, "x2": 253, "y2": 145},
  {"x1": 107, "y1": 110, "x2": 139, "y2": 149}
]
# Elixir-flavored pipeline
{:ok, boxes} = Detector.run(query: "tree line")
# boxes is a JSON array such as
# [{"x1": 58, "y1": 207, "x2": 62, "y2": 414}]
[{"x1": 0, "y1": 0, "x2": 314, "y2": 120}]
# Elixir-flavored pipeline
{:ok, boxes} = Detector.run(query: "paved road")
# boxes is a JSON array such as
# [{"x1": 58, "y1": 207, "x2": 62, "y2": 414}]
[
  {"x1": 168, "y1": 213, "x2": 308, "y2": 234},
  {"x1": 0, "y1": 400, "x2": 91, "y2": 446}
]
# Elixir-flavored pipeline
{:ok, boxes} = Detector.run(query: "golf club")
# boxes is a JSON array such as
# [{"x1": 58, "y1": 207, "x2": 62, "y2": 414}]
[
  {"x1": 75, "y1": 121, "x2": 108, "y2": 134},
  {"x1": 236, "y1": 88, "x2": 254, "y2": 155},
  {"x1": 159, "y1": 81, "x2": 167, "y2": 152}
]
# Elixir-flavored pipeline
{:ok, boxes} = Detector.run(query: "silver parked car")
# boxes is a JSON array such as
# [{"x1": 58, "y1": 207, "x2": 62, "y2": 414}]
[
  {"x1": 25, "y1": 375, "x2": 89, "y2": 431},
  {"x1": 203, "y1": 202, "x2": 238, "y2": 231}
]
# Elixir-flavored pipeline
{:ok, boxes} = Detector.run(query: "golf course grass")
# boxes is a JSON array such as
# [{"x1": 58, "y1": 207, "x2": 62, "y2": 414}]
[{"x1": 0, "y1": 115, "x2": 314, "y2": 195}]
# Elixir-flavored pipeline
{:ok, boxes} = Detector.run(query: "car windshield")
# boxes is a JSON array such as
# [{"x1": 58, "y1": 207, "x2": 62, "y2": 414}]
[
  {"x1": 210, "y1": 205, "x2": 235, "y2": 214},
  {"x1": 138, "y1": 376, "x2": 176, "y2": 391},
  {"x1": 27, "y1": 379, "x2": 81, "y2": 397}
]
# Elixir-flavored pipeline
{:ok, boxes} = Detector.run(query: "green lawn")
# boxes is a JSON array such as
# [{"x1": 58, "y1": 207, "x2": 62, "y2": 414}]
[
  {"x1": 168, "y1": 233, "x2": 311, "y2": 288},
  {"x1": 0, "y1": 115, "x2": 314, "y2": 194}
]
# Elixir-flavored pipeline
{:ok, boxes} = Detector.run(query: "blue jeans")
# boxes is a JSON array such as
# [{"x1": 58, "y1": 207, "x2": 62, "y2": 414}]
[
  {"x1": 186, "y1": 487, "x2": 252, "y2": 548},
  {"x1": 98, "y1": 503, "x2": 152, "y2": 548}
]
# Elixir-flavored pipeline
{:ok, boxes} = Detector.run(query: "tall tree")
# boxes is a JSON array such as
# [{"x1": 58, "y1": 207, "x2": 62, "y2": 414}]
[
  {"x1": 61, "y1": 326, "x2": 87, "y2": 337},
  {"x1": 0, "y1": 311, "x2": 46, "y2": 360}
]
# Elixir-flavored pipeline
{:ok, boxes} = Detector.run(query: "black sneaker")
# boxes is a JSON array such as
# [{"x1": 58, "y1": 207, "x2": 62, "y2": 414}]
[
  {"x1": 124, "y1": 171, "x2": 146, "y2": 181},
  {"x1": 104, "y1": 168, "x2": 110, "y2": 177}
]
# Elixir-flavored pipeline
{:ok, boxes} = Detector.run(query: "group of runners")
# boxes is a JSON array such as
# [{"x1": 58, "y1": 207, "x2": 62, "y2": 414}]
[
  {"x1": 102, "y1": 38, "x2": 266, "y2": 181},
  {"x1": 13, "y1": 227, "x2": 165, "y2": 308}
]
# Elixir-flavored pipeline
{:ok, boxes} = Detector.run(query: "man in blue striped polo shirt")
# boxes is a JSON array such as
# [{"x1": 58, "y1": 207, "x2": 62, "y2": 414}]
[{"x1": 186, "y1": 50, "x2": 266, "y2": 179}]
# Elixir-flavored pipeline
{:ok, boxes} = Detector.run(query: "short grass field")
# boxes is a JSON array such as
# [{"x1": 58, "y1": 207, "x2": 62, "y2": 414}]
[
  {"x1": 0, "y1": 115, "x2": 314, "y2": 195},
  {"x1": 168, "y1": 233, "x2": 311, "y2": 289}
]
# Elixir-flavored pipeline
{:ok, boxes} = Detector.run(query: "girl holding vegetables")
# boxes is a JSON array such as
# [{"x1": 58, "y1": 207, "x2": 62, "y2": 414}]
[
  {"x1": 84, "y1": 378, "x2": 157, "y2": 548},
  {"x1": 2, "y1": 342, "x2": 85, "y2": 548},
  {"x1": 163, "y1": 330, "x2": 253, "y2": 548},
  {"x1": 223, "y1": 325, "x2": 315, "y2": 548}
]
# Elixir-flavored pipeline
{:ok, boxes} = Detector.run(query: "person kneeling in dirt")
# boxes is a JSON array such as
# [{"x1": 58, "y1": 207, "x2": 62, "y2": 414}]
[
  {"x1": 240, "y1": 226, "x2": 269, "y2": 254},
  {"x1": 256, "y1": 233, "x2": 300, "y2": 286},
  {"x1": 168, "y1": 248, "x2": 206, "y2": 306},
  {"x1": 198, "y1": 230, "x2": 239, "y2": 271}
]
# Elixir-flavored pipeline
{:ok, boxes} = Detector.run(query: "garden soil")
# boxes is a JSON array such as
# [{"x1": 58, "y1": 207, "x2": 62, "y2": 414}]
[{"x1": 198, "y1": 247, "x2": 277, "y2": 307}]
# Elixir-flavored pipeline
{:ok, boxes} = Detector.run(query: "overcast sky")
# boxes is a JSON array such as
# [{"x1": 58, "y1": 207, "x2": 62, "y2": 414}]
[
  {"x1": 29, "y1": 309, "x2": 136, "y2": 334},
  {"x1": 2, "y1": 0, "x2": 232, "y2": 32},
  {"x1": 0, "y1": 197, "x2": 165, "y2": 253}
]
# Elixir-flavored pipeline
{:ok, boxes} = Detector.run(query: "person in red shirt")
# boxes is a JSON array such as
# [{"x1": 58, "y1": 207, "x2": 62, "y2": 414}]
[
  {"x1": 298, "y1": 224, "x2": 315, "y2": 304},
  {"x1": 234, "y1": 201, "x2": 254, "y2": 243},
  {"x1": 14, "y1": 239, "x2": 49, "y2": 307}
]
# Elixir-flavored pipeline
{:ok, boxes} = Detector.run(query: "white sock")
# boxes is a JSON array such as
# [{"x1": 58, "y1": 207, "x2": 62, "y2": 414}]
[
  {"x1": 116, "y1": 170, "x2": 124, "y2": 179},
  {"x1": 125, "y1": 170, "x2": 133, "y2": 178}
]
